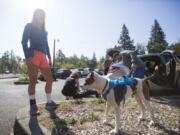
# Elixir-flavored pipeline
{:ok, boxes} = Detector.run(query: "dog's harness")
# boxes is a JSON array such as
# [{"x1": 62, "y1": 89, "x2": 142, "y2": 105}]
[
  {"x1": 101, "y1": 79, "x2": 108, "y2": 94},
  {"x1": 102, "y1": 77, "x2": 137, "y2": 100}
]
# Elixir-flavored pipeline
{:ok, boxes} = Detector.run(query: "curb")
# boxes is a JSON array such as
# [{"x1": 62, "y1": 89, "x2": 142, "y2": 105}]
[
  {"x1": 14, "y1": 105, "x2": 51, "y2": 135},
  {"x1": 14, "y1": 81, "x2": 29, "y2": 85},
  {"x1": 0, "y1": 74, "x2": 19, "y2": 79},
  {"x1": 13, "y1": 99, "x2": 97, "y2": 135},
  {"x1": 0, "y1": 76, "x2": 18, "y2": 79}
]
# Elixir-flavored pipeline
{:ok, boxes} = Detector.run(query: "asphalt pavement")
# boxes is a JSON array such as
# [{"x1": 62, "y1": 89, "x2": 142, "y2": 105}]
[{"x1": 0, "y1": 78, "x2": 82, "y2": 135}]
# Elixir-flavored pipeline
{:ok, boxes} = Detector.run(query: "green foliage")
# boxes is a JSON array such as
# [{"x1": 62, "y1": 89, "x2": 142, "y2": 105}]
[
  {"x1": 79, "y1": 112, "x2": 99, "y2": 124},
  {"x1": 97, "y1": 56, "x2": 105, "y2": 70},
  {"x1": 64, "y1": 118, "x2": 77, "y2": 125},
  {"x1": 61, "y1": 63, "x2": 77, "y2": 69},
  {"x1": 54, "y1": 51, "x2": 100, "y2": 69},
  {"x1": 0, "y1": 50, "x2": 22, "y2": 73},
  {"x1": 19, "y1": 63, "x2": 28, "y2": 75},
  {"x1": 18, "y1": 63, "x2": 29, "y2": 81},
  {"x1": 18, "y1": 75, "x2": 29, "y2": 81},
  {"x1": 74, "y1": 99, "x2": 84, "y2": 104},
  {"x1": 95, "y1": 97, "x2": 106, "y2": 104},
  {"x1": 118, "y1": 24, "x2": 135, "y2": 50},
  {"x1": 0, "y1": 58, "x2": 2, "y2": 73},
  {"x1": 88, "y1": 52, "x2": 97, "y2": 69},
  {"x1": 147, "y1": 19, "x2": 168, "y2": 53},
  {"x1": 173, "y1": 43, "x2": 180, "y2": 52}
]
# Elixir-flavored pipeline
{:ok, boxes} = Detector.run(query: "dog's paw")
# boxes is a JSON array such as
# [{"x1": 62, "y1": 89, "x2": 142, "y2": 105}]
[{"x1": 109, "y1": 129, "x2": 120, "y2": 135}]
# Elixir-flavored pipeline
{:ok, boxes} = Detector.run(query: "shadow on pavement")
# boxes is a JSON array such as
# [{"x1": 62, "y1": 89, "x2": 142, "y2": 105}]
[{"x1": 29, "y1": 116, "x2": 44, "y2": 135}]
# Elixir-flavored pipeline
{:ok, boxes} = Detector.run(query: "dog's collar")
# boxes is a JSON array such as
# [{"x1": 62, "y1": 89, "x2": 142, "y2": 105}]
[{"x1": 101, "y1": 79, "x2": 108, "y2": 94}]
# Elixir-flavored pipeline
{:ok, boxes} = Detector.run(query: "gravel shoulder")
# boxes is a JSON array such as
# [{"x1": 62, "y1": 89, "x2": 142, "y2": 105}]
[{"x1": 37, "y1": 96, "x2": 180, "y2": 135}]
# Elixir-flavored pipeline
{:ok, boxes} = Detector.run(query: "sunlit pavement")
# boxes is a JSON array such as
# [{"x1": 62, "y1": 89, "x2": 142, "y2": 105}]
[{"x1": 0, "y1": 78, "x2": 83, "y2": 135}]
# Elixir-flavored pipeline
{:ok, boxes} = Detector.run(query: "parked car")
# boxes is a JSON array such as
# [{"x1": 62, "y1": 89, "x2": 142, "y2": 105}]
[
  {"x1": 38, "y1": 67, "x2": 58, "y2": 81},
  {"x1": 80, "y1": 68, "x2": 95, "y2": 77},
  {"x1": 81, "y1": 68, "x2": 90, "y2": 77},
  {"x1": 160, "y1": 50, "x2": 180, "y2": 88},
  {"x1": 161, "y1": 50, "x2": 180, "y2": 72},
  {"x1": 78, "y1": 68, "x2": 84, "y2": 77},
  {"x1": 56, "y1": 69, "x2": 72, "y2": 79},
  {"x1": 94, "y1": 69, "x2": 104, "y2": 75},
  {"x1": 71, "y1": 69, "x2": 82, "y2": 77},
  {"x1": 107, "y1": 50, "x2": 180, "y2": 96}
]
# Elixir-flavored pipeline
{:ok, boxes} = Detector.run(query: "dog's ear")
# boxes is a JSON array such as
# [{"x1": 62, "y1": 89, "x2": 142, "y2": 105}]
[
  {"x1": 91, "y1": 71, "x2": 98, "y2": 79},
  {"x1": 90, "y1": 71, "x2": 94, "y2": 77},
  {"x1": 92, "y1": 71, "x2": 98, "y2": 80}
]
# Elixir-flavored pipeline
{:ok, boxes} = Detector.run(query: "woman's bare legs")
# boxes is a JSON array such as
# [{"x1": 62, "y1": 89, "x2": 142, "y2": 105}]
[
  {"x1": 40, "y1": 67, "x2": 53, "y2": 94},
  {"x1": 26, "y1": 60, "x2": 39, "y2": 115},
  {"x1": 40, "y1": 67, "x2": 57, "y2": 109},
  {"x1": 27, "y1": 61, "x2": 38, "y2": 96}
]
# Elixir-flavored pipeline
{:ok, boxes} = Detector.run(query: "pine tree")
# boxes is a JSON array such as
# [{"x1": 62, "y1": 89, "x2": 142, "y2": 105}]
[
  {"x1": 147, "y1": 19, "x2": 168, "y2": 53},
  {"x1": 88, "y1": 52, "x2": 97, "y2": 69},
  {"x1": 118, "y1": 24, "x2": 135, "y2": 50},
  {"x1": 173, "y1": 42, "x2": 180, "y2": 52},
  {"x1": 56, "y1": 49, "x2": 65, "y2": 64}
]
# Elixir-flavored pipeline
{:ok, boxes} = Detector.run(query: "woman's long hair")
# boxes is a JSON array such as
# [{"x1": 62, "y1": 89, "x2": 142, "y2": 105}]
[{"x1": 32, "y1": 9, "x2": 46, "y2": 31}]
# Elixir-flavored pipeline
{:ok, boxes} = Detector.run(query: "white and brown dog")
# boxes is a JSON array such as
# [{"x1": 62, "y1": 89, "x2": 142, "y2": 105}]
[{"x1": 82, "y1": 71, "x2": 156, "y2": 134}]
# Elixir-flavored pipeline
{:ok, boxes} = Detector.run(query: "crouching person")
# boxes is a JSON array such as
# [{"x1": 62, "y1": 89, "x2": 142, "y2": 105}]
[{"x1": 61, "y1": 72, "x2": 100, "y2": 99}]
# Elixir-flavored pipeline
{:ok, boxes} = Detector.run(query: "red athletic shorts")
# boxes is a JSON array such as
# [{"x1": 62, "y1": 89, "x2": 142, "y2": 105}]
[{"x1": 31, "y1": 51, "x2": 50, "y2": 68}]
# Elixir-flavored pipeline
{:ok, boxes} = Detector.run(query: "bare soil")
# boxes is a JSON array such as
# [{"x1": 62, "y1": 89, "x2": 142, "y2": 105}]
[{"x1": 37, "y1": 96, "x2": 180, "y2": 135}]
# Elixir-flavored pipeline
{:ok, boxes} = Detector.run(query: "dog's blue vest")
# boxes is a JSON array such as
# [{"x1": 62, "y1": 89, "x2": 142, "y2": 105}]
[{"x1": 103, "y1": 77, "x2": 136, "y2": 100}]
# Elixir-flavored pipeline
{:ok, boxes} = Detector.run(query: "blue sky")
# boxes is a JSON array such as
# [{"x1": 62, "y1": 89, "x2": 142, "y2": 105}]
[{"x1": 0, "y1": 0, "x2": 180, "y2": 59}]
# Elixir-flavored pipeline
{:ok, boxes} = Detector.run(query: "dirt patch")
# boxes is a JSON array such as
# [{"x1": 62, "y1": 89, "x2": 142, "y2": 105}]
[{"x1": 37, "y1": 97, "x2": 180, "y2": 135}]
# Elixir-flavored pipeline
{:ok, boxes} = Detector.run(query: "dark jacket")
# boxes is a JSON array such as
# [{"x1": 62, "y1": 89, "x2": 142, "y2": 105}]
[
  {"x1": 61, "y1": 78, "x2": 78, "y2": 97},
  {"x1": 21, "y1": 23, "x2": 51, "y2": 59},
  {"x1": 130, "y1": 53, "x2": 145, "y2": 79}
]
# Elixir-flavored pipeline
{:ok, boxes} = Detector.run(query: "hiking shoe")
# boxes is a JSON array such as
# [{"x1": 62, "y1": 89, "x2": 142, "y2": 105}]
[
  {"x1": 30, "y1": 105, "x2": 40, "y2": 116},
  {"x1": 45, "y1": 100, "x2": 57, "y2": 110}
]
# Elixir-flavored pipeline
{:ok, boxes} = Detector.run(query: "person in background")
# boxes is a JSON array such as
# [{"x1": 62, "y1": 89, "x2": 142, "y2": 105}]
[
  {"x1": 129, "y1": 53, "x2": 145, "y2": 96},
  {"x1": 21, "y1": 9, "x2": 57, "y2": 116},
  {"x1": 104, "y1": 55, "x2": 113, "y2": 75},
  {"x1": 62, "y1": 72, "x2": 80, "y2": 100},
  {"x1": 62, "y1": 72, "x2": 100, "y2": 99},
  {"x1": 112, "y1": 53, "x2": 122, "y2": 64}
]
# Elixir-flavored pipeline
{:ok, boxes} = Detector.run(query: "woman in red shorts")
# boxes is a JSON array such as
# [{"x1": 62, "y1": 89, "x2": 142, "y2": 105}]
[{"x1": 21, "y1": 9, "x2": 57, "y2": 116}]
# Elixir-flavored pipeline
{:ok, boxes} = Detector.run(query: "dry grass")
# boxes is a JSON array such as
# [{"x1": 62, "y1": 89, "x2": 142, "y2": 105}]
[{"x1": 37, "y1": 97, "x2": 180, "y2": 135}]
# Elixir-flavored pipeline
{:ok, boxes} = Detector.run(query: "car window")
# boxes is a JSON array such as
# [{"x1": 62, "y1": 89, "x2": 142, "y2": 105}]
[
  {"x1": 161, "y1": 52, "x2": 173, "y2": 63},
  {"x1": 144, "y1": 61, "x2": 156, "y2": 74},
  {"x1": 174, "y1": 52, "x2": 180, "y2": 60}
]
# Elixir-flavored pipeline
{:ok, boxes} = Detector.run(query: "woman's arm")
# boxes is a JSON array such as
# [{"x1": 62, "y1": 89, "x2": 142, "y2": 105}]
[
  {"x1": 45, "y1": 33, "x2": 52, "y2": 66},
  {"x1": 21, "y1": 23, "x2": 31, "y2": 59},
  {"x1": 45, "y1": 33, "x2": 51, "y2": 59},
  {"x1": 46, "y1": 42, "x2": 51, "y2": 60},
  {"x1": 45, "y1": 32, "x2": 52, "y2": 67},
  {"x1": 46, "y1": 44, "x2": 52, "y2": 66}
]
